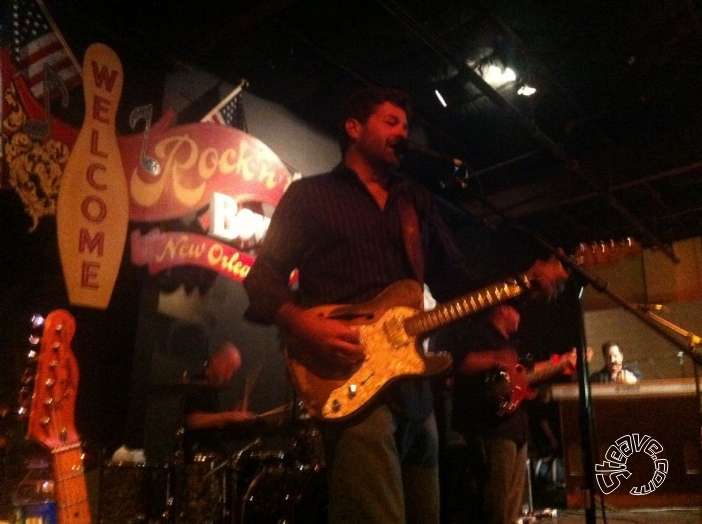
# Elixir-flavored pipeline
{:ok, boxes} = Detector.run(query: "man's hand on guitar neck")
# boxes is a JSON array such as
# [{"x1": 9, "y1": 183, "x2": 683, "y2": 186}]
[
  {"x1": 276, "y1": 302, "x2": 366, "y2": 366},
  {"x1": 528, "y1": 254, "x2": 569, "y2": 296},
  {"x1": 557, "y1": 348, "x2": 578, "y2": 375}
]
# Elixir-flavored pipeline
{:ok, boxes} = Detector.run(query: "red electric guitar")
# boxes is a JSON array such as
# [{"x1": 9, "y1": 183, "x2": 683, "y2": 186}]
[
  {"x1": 27, "y1": 309, "x2": 92, "y2": 524},
  {"x1": 484, "y1": 351, "x2": 578, "y2": 417}
]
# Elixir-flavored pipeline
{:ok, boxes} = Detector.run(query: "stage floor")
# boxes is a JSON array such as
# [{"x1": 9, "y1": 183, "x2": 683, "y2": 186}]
[{"x1": 540, "y1": 506, "x2": 702, "y2": 524}]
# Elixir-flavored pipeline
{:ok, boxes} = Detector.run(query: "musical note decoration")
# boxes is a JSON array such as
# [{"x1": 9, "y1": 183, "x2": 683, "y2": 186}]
[
  {"x1": 129, "y1": 104, "x2": 161, "y2": 176},
  {"x1": 24, "y1": 63, "x2": 70, "y2": 141}
]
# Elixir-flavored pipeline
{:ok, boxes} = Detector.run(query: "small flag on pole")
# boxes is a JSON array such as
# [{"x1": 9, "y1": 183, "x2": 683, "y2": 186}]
[
  {"x1": 201, "y1": 79, "x2": 249, "y2": 130},
  {"x1": 7, "y1": 0, "x2": 82, "y2": 100}
]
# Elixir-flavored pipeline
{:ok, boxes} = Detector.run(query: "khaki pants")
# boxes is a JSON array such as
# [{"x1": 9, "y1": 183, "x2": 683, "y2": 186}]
[
  {"x1": 464, "y1": 435, "x2": 527, "y2": 524},
  {"x1": 323, "y1": 403, "x2": 440, "y2": 524}
]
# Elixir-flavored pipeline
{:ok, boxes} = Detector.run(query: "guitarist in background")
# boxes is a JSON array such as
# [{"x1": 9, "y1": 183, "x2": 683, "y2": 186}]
[
  {"x1": 443, "y1": 304, "x2": 576, "y2": 524},
  {"x1": 243, "y1": 86, "x2": 568, "y2": 524}
]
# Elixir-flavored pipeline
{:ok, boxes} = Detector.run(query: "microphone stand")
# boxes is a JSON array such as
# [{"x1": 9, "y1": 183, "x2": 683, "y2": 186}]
[
  {"x1": 637, "y1": 311, "x2": 702, "y2": 456},
  {"x1": 446, "y1": 175, "x2": 702, "y2": 524}
]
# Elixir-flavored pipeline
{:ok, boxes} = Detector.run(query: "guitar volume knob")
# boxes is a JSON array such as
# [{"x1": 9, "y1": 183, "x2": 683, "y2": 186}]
[
  {"x1": 348, "y1": 384, "x2": 357, "y2": 398},
  {"x1": 331, "y1": 399, "x2": 341, "y2": 412}
]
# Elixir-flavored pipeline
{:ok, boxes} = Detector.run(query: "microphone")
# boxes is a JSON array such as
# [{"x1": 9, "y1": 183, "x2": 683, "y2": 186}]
[
  {"x1": 394, "y1": 138, "x2": 464, "y2": 167},
  {"x1": 635, "y1": 303, "x2": 669, "y2": 312}
]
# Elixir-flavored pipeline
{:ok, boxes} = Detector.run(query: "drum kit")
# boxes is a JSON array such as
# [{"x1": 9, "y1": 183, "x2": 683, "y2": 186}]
[{"x1": 98, "y1": 381, "x2": 327, "y2": 524}]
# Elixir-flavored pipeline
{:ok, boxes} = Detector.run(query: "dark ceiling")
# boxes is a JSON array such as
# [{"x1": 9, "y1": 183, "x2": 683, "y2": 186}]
[{"x1": 47, "y1": 0, "x2": 702, "y2": 262}]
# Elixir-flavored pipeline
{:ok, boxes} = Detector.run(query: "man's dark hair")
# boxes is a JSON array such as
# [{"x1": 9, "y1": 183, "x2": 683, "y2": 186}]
[
  {"x1": 337, "y1": 86, "x2": 412, "y2": 153},
  {"x1": 601, "y1": 340, "x2": 620, "y2": 356}
]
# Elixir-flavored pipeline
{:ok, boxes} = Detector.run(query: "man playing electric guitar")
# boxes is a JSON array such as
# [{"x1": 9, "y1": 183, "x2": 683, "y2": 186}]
[
  {"x1": 443, "y1": 304, "x2": 576, "y2": 524},
  {"x1": 243, "y1": 86, "x2": 568, "y2": 524}
]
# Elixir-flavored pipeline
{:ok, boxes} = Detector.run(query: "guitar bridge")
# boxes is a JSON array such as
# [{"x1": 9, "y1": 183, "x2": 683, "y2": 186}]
[{"x1": 383, "y1": 317, "x2": 408, "y2": 348}]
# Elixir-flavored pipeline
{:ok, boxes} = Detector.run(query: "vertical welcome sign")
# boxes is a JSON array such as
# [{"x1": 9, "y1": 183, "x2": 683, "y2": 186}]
[{"x1": 57, "y1": 44, "x2": 129, "y2": 309}]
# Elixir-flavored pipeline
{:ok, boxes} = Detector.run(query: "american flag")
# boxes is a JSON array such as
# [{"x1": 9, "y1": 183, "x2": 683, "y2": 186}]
[
  {"x1": 202, "y1": 94, "x2": 247, "y2": 131},
  {"x1": 201, "y1": 80, "x2": 248, "y2": 131},
  {"x1": 7, "y1": 0, "x2": 81, "y2": 99}
]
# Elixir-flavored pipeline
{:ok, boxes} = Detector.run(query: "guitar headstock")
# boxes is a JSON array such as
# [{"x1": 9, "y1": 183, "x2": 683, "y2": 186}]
[
  {"x1": 574, "y1": 237, "x2": 642, "y2": 267},
  {"x1": 27, "y1": 309, "x2": 81, "y2": 450}
]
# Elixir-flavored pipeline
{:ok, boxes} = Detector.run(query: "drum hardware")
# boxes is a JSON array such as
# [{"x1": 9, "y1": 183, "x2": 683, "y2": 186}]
[{"x1": 138, "y1": 395, "x2": 327, "y2": 524}]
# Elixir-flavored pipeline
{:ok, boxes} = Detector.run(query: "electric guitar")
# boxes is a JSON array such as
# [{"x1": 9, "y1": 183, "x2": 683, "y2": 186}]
[
  {"x1": 484, "y1": 350, "x2": 578, "y2": 417},
  {"x1": 27, "y1": 309, "x2": 92, "y2": 524},
  {"x1": 286, "y1": 238, "x2": 640, "y2": 421},
  {"x1": 286, "y1": 263, "x2": 555, "y2": 421}
]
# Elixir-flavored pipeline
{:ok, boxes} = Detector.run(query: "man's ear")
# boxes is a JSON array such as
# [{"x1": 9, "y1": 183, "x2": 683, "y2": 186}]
[{"x1": 345, "y1": 118, "x2": 361, "y2": 141}]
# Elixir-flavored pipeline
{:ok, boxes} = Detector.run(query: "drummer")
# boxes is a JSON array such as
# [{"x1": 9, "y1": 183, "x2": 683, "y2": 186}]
[{"x1": 182, "y1": 341, "x2": 256, "y2": 456}]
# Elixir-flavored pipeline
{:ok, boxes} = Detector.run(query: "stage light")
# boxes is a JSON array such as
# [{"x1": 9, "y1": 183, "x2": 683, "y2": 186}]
[
  {"x1": 518, "y1": 84, "x2": 536, "y2": 96},
  {"x1": 481, "y1": 65, "x2": 516, "y2": 87},
  {"x1": 434, "y1": 89, "x2": 448, "y2": 107}
]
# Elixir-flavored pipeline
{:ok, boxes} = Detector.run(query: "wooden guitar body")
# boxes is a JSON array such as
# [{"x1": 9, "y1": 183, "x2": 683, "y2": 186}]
[{"x1": 286, "y1": 280, "x2": 452, "y2": 420}]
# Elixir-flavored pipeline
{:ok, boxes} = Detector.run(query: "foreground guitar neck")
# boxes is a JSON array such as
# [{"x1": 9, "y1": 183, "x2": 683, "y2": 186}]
[
  {"x1": 53, "y1": 445, "x2": 91, "y2": 524},
  {"x1": 404, "y1": 273, "x2": 531, "y2": 337}
]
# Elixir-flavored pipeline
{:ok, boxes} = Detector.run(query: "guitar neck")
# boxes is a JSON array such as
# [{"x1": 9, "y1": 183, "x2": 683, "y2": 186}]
[
  {"x1": 53, "y1": 445, "x2": 92, "y2": 524},
  {"x1": 526, "y1": 360, "x2": 567, "y2": 387},
  {"x1": 404, "y1": 273, "x2": 531, "y2": 337}
]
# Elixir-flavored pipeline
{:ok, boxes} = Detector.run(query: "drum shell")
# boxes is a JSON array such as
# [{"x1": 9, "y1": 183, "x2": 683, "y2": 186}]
[
  {"x1": 240, "y1": 464, "x2": 327, "y2": 524},
  {"x1": 98, "y1": 462, "x2": 165, "y2": 524},
  {"x1": 175, "y1": 452, "x2": 227, "y2": 524}
]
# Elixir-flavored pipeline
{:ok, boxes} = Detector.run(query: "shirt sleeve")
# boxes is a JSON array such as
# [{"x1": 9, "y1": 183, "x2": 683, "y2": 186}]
[{"x1": 243, "y1": 180, "x2": 309, "y2": 324}]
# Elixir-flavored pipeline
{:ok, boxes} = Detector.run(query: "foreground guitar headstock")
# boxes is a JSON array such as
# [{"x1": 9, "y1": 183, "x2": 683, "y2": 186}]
[
  {"x1": 25, "y1": 309, "x2": 92, "y2": 524},
  {"x1": 27, "y1": 309, "x2": 80, "y2": 450}
]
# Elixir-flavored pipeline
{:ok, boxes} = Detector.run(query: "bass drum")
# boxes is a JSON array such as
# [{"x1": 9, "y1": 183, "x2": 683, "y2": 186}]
[
  {"x1": 175, "y1": 452, "x2": 227, "y2": 524},
  {"x1": 240, "y1": 464, "x2": 327, "y2": 524},
  {"x1": 98, "y1": 462, "x2": 167, "y2": 524}
]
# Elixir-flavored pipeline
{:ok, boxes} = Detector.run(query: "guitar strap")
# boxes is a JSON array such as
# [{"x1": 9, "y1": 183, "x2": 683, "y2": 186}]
[{"x1": 397, "y1": 193, "x2": 425, "y2": 282}]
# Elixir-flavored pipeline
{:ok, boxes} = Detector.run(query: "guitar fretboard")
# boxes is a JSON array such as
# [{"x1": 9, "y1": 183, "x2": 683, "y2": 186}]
[
  {"x1": 404, "y1": 274, "x2": 531, "y2": 336},
  {"x1": 53, "y1": 445, "x2": 91, "y2": 524}
]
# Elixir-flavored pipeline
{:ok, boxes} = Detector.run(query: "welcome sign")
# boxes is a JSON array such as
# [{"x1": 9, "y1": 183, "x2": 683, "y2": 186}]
[{"x1": 56, "y1": 44, "x2": 129, "y2": 309}]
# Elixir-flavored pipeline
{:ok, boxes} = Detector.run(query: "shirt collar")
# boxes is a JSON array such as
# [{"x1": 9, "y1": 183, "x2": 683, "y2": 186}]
[{"x1": 331, "y1": 162, "x2": 411, "y2": 192}]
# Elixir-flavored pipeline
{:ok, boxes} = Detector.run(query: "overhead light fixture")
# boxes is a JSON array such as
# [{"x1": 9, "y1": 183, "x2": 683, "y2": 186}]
[
  {"x1": 434, "y1": 89, "x2": 448, "y2": 107},
  {"x1": 480, "y1": 65, "x2": 517, "y2": 88},
  {"x1": 518, "y1": 84, "x2": 536, "y2": 96}
]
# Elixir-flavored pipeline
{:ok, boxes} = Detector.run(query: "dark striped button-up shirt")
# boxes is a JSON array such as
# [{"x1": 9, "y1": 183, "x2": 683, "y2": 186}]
[
  {"x1": 243, "y1": 163, "x2": 480, "y2": 420},
  {"x1": 244, "y1": 163, "x2": 478, "y2": 323}
]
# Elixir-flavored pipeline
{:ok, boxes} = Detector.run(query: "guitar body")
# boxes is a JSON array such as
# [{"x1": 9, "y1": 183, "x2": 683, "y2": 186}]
[
  {"x1": 286, "y1": 280, "x2": 452, "y2": 420},
  {"x1": 485, "y1": 362, "x2": 538, "y2": 417},
  {"x1": 485, "y1": 352, "x2": 574, "y2": 417}
]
